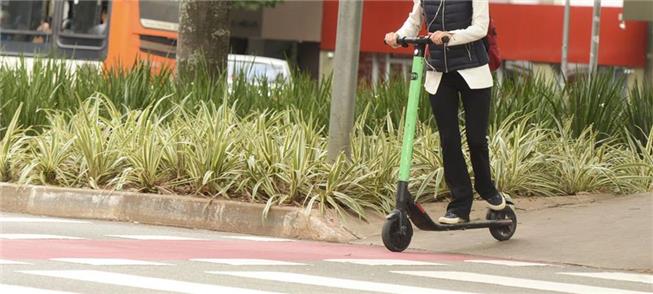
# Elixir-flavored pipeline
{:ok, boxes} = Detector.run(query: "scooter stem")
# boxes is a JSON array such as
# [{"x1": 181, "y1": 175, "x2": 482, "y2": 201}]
[{"x1": 398, "y1": 45, "x2": 427, "y2": 182}]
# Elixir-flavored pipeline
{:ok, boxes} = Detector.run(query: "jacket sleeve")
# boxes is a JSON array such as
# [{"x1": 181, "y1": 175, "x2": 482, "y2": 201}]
[
  {"x1": 446, "y1": 0, "x2": 489, "y2": 46},
  {"x1": 395, "y1": 0, "x2": 423, "y2": 38}
]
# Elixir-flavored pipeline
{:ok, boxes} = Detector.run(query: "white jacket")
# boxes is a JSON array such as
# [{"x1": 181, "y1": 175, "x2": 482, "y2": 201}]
[{"x1": 395, "y1": 0, "x2": 493, "y2": 94}]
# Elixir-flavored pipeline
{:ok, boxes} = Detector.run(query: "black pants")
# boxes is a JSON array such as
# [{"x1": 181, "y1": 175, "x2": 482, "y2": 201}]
[{"x1": 428, "y1": 71, "x2": 498, "y2": 218}]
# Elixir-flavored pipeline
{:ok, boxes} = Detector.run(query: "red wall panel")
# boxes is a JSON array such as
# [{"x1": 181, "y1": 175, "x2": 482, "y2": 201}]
[
  {"x1": 321, "y1": 0, "x2": 418, "y2": 56},
  {"x1": 320, "y1": 1, "x2": 649, "y2": 67}
]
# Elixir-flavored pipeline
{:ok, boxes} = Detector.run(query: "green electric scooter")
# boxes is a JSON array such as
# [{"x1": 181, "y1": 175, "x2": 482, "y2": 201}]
[{"x1": 381, "y1": 36, "x2": 517, "y2": 252}]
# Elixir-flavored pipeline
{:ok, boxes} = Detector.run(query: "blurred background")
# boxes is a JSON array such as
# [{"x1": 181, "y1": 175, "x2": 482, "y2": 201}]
[{"x1": 1, "y1": 0, "x2": 651, "y2": 87}]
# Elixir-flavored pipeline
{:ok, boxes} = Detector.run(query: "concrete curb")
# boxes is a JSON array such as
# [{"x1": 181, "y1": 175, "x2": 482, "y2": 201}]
[{"x1": 0, "y1": 183, "x2": 357, "y2": 242}]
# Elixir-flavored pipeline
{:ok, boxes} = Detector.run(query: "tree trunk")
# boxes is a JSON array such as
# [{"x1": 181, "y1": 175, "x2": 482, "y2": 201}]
[{"x1": 177, "y1": 0, "x2": 231, "y2": 80}]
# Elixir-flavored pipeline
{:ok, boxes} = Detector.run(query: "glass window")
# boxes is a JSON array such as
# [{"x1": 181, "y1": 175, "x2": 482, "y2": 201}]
[
  {"x1": 139, "y1": 0, "x2": 179, "y2": 31},
  {"x1": 57, "y1": 0, "x2": 109, "y2": 49},
  {"x1": 60, "y1": 0, "x2": 107, "y2": 36},
  {"x1": 0, "y1": 0, "x2": 54, "y2": 44}
]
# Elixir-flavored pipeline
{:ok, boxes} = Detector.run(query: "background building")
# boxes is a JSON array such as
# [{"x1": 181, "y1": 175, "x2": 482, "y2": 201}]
[
  {"x1": 2, "y1": 0, "x2": 650, "y2": 85},
  {"x1": 318, "y1": 0, "x2": 651, "y2": 86}
]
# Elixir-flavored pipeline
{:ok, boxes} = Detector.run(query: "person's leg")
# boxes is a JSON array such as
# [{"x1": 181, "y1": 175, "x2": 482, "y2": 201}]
[
  {"x1": 459, "y1": 78, "x2": 500, "y2": 202},
  {"x1": 429, "y1": 73, "x2": 474, "y2": 221}
]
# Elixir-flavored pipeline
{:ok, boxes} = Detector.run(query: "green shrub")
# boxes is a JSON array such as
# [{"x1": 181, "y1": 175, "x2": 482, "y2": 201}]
[{"x1": 2, "y1": 58, "x2": 651, "y2": 219}]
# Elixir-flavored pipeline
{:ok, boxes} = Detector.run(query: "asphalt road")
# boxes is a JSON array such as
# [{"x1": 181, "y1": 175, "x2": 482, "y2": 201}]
[{"x1": 1, "y1": 212, "x2": 651, "y2": 294}]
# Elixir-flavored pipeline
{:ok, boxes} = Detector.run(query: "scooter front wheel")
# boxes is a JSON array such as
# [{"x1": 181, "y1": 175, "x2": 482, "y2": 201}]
[
  {"x1": 487, "y1": 206, "x2": 517, "y2": 241},
  {"x1": 382, "y1": 214, "x2": 413, "y2": 252}
]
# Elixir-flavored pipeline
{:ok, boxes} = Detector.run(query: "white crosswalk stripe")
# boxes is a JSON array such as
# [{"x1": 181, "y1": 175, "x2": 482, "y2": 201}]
[
  {"x1": 0, "y1": 234, "x2": 83, "y2": 240},
  {"x1": 0, "y1": 284, "x2": 77, "y2": 294},
  {"x1": 19, "y1": 270, "x2": 279, "y2": 294},
  {"x1": 0, "y1": 259, "x2": 31, "y2": 265},
  {"x1": 559, "y1": 272, "x2": 653, "y2": 284},
  {"x1": 106, "y1": 235, "x2": 205, "y2": 240},
  {"x1": 0, "y1": 217, "x2": 90, "y2": 224},
  {"x1": 325, "y1": 259, "x2": 444, "y2": 266},
  {"x1": 393, "y1": 271, "x2": 651, "y2": 294},
  {"x1": 7, "y1": 262, "x2": 651, "y2": 294},
  {"x1": 208, "y1": 271, "x2": 474, "y2": 294},
  {"x1": 50, "y1": 258, "x2": 171, "y2": 266},
  {"x1": 191, "y1": 259, "x2": 305, "y2": 266},
  {"x1": 464, "y1": 259, "x2": 553, "y2": 267}
]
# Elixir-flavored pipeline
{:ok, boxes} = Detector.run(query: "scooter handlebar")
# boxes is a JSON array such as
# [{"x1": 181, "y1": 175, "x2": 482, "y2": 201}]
[{"x1": 383, "y1": 36, "x2": 448, "y2": 47}]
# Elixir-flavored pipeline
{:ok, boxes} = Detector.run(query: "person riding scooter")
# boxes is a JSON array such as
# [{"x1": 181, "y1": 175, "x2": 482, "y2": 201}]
[{"x1": 384, "y1": 0, "x2": 507, "y2": 224}]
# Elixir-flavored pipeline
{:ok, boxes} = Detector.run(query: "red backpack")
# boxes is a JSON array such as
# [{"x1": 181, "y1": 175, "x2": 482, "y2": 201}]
[{"x1": 483, "y1": 18, "x2": 502, "y2": 72}]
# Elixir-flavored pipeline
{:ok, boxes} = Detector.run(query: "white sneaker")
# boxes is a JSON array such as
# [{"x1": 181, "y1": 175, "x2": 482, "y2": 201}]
[
  {"x1": 438, "y1": 211, "x2": 468, "y2": 224},
  {"x1": 486, "y1": 193, "x2": 506, "y2": 211}
]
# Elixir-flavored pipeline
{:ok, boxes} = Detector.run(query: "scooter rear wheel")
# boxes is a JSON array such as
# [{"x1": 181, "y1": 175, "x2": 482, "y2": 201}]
[
  {"x1": 486, "y1": 206, "x2": 517, "y2": 241},
  {"x1": 382, "y1": 215, "x2": 413, "y2": 252}
]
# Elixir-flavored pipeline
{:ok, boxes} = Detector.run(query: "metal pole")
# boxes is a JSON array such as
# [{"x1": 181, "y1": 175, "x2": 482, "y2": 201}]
[
  {"x1": 385, "y1": 54, "x2": 391, "y2": 81},
  {"x1": 327, "y1": 0, "x2": 363, "y2": 161},
  {"x1": 588, "y1": 0, "x2": 601, "y2": 78},
  {"x1": 372, "y1": 54, "x2": 379, "y2": 88},
  {"x1": 561, "y1": 0, "x2": 571, "y2": 81},
  {"x1": 648, "y1": 23, "x2": 653, "y2": 84}
]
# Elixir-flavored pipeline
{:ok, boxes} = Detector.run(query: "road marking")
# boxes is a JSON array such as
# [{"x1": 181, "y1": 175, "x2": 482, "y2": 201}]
[
  {"x1": 221, "y1": 236, "x2": 294, "y2": 242},
  {"x1": 325, "y1": 259, "x2": 444, "y2": 266},
  {"x1": 464, "y1": 259, "x2": 553, "y2": 267},
  {"x1": 0, "y1": 217, "x2": 90, "y2": 224},
  {"x1": 0, "y1": 284, "x2": 76, "y2": 294},
  {"x1": 0, "y1": 234, "x2": 83, "y2": 240},
  {"x1": 51, "y1": 258, "x2": 171, "y2": 266},
  {"x1": 559, "y1": 272, "x2": 653, "y2": 284},
  {"x1": 393, "y1": 271, "x2": 651, "y2": 294},
  {"x1": 106, "y1": 235, "x2": 205, "y2": 240},
  {"x1": 0, "y1": 259, "x2": 31, "y2": 265},
  {"x1": 208, "y1": 271, "x2": 473, "y2": 294},
  {"x1": 191, "y1": 259, "x2": 305, "y2": 266},
  {"x1": 19, "y1": 270, "x2": 278, "y2": 294}
]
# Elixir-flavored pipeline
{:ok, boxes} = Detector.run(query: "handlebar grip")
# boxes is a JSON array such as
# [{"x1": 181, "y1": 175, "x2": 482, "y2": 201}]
[
  {"x1": 383, "y1": 37, "x2": 402, "y2": 46},
  {"x1": 398, "y1": 36, "x2": 408, "y2": 47},
  {"x1": 386, "y1": 36, "x2": 432, "y2": 47}
]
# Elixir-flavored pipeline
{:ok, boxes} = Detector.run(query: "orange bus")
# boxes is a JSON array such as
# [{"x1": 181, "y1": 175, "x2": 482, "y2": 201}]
[{"x1": 0, "y1": 0, "x2": 178, "y2": 70}]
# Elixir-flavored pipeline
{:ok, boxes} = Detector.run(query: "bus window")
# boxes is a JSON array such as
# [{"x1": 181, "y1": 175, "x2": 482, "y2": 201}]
[
  {"x1": 139, "y1": 0, "x2": 179, "y2": 31},
  {"x1": 58, "y1": 0, "x2": 108, "y2": 48},
  {"x1": 137, "y1": 0, "x2": 178, "y2": 59},
  {"x1": 0, "y1": 0, "x2": 54, "y2": 47}
]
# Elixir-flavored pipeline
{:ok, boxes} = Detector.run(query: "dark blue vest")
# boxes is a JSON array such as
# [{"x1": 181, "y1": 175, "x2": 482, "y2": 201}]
[{"x1": 422, "y1": 0, "x2": 489, "y2": 72}]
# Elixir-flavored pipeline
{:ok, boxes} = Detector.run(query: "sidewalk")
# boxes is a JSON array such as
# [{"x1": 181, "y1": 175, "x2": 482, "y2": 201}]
[
  {"x1": 350, "y1": 192, "x2": 653, "y2": 272},
  {"x1": 2, "y1": 182, "x2": 650, "y2": 272}
]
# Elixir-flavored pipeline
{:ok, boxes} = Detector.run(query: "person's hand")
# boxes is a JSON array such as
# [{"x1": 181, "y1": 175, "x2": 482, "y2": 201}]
[
  {"x1": 384, "y1": 32, "x2": 400, "y2": 48},
  {"x1": 429, "y1": 31, "x2": 452, "y2": 45}
]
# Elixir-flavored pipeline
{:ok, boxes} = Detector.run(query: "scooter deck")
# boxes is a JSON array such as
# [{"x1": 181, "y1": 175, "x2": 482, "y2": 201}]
[{"x1": 407, "y1": 201, "x2": 513, "y2": 231}]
